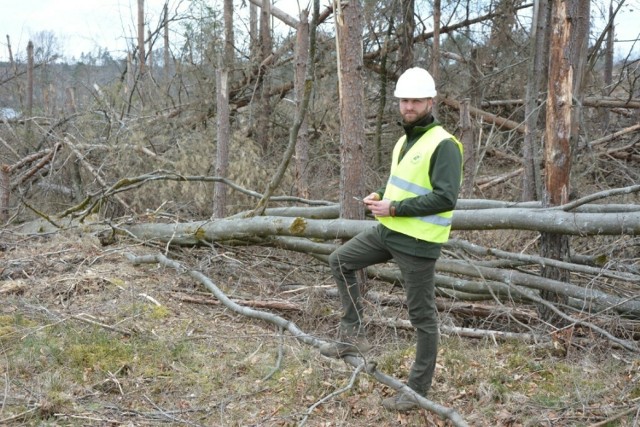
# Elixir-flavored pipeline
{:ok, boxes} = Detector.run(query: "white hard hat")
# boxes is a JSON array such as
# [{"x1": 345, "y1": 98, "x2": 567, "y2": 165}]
[{"x1": 394, "y1": 67, "x2": 437, "y2": 99}]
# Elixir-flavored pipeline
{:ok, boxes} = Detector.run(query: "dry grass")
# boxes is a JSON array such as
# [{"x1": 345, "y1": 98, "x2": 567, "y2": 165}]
[{"x1": 1, "y1": 228, "x2": 639, "y2": 426}]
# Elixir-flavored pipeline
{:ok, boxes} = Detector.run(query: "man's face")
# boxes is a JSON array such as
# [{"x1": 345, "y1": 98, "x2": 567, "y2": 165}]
[{"x1": 399, "y1": 98, "x2": 433, "y2": 124}]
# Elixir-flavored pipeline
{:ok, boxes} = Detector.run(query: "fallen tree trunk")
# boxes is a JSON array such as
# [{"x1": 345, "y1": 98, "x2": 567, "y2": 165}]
[
  {"x1": 279, "y1": 283, "x2": 540, "y2": 324},
  {"x1": 123, "y1": 209, "x2": 640, "y2": 245},
  {"x1": 121, "y1": 216, "x2": 640, "y2": 319}
]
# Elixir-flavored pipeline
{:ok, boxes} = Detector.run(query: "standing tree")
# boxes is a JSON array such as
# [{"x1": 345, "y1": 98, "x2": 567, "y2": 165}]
[
  {"x1": 163, "y1": 2, "x2": 170, "y2": 83},
  {"x1": 601, "y1": 1, "x2": 615, "y2": 130},
  {"x1": 334, "y1": 0, "x2": 367, "y2": 220},
  {"x1": 398, "y1": 0, "x2": 415, "y2": 71},
  {"x1": 294, "y1": 9, "x2": 311, "y2": 200},
  {"x1": 256, "y1": 0, "x2": 273, "y2": 153},
  {"x1": 540, "y1": 0, "x2": 573, "y2": 310},
  {"x1": 522, "y1": 0, "x2": 549, "y2": 202},
  {"x1": 432, "y1": 0, "x2": 440, "y2": 118},
  {"x1": 213, "y1": 0, "x2": 234, "y2": 218},
  {"x1": 26, "y1": 41, "x2": 34, "y2": 150},
  {"x1": 569, "y1": 0, "x2": 590, "y2": 155},
  {"x1": 138, "y1": 0, "x2": 146, "y2": 74}
]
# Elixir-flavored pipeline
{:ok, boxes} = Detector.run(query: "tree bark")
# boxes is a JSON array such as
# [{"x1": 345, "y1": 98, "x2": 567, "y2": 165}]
[
  {"x1": 256, "y1": 0, "x2": 273, "y2": 153},
  {"x1": 213, "y1": 66, "x2": 230, "y2": 219},
  {"x1": 432, "y1": 0, "x2": 440, "y2": 117},
  {"x1": 602, "y1": 1, "x2": 615, "y2": 129},
  {"x1": 441, "y1": 97, "x2": 525, "y2": 132},
  {"x1": 294, "y1": 10, "x2": 310, "y2": 200},
  {"x1": 122, "y1": 209, "x2": 640, "y2": 245},
  {"x1": 541, "y1": 0, "x2": 574, "y2": 316},
  {"x1": 137, "y1": 0, "x2": 146, "y2": 74},
  {"x1": 26, "y1": 41, "x2": 34, "y2": 150},
  {"x1": 0, "y1": 165, "x2": 10, "y2": 222},
  {"x1": 522, "y1": 0, "x2": 548, "y2": 201},
  {"x1": 213, "y1": 0, "x2": 235, "y2": 219},
  {"x1": 334, "y1": 0, "x2": 366, "y2": 220},
  {"x1": 459, "y1": 99, "x2": 476, "y2": 197},
  {"x1": 163, "y1": 2, "x2": 170, "y2": 83},
  {"x1": 398, "y1": 0, "x2": 415, "y2": 72}
]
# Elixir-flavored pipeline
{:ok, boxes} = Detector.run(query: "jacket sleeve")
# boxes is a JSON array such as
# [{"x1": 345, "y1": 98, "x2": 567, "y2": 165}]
[{"x1": 392, "y1": 139, "x2": 462, "y2": 217}]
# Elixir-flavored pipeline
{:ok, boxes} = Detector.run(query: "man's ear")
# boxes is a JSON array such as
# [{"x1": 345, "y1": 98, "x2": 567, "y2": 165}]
[{"x1": 426, "y1": 98, "x2": 434, "y2": 111}]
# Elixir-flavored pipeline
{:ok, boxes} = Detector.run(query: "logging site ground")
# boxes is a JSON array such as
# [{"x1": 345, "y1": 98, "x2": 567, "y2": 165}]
[
  {"x1": 1, "y1": 3, "x2": 640, "y2": 422},
  {"x1": 1, "y1": 223, "x2": 639, "y2": 427}
]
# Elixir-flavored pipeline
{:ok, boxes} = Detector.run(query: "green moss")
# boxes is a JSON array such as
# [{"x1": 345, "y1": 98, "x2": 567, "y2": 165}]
[
  {"x1": 64, "y1": 330, "x2": 133, "y2": 373},
  {"x1": 194, "y1": 226, "x2": 207, "y2": 241},
  {"x1": 149, "y1": 305, "x2": 171, "y2": 319},
  {"x1": 289, "y1": 217, "x2": 307, "y2": 235},
  {"x1": 0, "y1": 325, "x2": 17, "y2": 342}
]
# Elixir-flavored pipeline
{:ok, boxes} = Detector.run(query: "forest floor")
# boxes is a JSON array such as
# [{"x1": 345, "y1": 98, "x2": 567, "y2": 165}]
[{"x1": 1, "y1": 225, "x2": 639, "y2": 426}]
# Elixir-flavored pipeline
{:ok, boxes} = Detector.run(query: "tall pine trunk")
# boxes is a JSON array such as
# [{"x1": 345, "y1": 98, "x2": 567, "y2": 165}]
[{"x1": 334, "y1": 0, "x2": 366, "y2": 221}]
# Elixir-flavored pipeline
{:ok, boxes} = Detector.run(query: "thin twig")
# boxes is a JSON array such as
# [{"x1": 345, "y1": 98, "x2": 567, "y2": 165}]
[
  {"x1": 587, "y1": 403, "x2": 640, "y2": 427},
  {"x1": 262, "y1": 326, "x2": 285, "y2": 382},
  {"x1": 298, "y1": 362, "x2": 365, "y2": 427},
  {"x1": 71, "y1": 313, "x2": 133, "y2": 337},
  {"x1": 143, "y1": 394, "x2": 204, "y2": 427}
]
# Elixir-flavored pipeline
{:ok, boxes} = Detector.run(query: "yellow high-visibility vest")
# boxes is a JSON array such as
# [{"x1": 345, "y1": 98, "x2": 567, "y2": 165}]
[{"x1": 377, "y1": 126, "x2": 463, "y2": 243}]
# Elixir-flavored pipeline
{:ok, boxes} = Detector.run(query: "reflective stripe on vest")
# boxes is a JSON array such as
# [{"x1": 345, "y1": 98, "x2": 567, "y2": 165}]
[{"x1": 377, "y1": 126, "x2": 462, "y2": 243}]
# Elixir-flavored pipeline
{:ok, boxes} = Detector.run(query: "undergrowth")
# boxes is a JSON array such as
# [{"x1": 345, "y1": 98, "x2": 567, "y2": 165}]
[{"x1": 0, "y1": 232, "x2": 638, "y2": 426}]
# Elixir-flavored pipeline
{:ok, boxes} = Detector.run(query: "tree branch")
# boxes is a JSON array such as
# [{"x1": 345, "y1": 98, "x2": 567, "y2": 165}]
[{"x1": 124, "y1": 252, "x2": 469, "y2": 425}]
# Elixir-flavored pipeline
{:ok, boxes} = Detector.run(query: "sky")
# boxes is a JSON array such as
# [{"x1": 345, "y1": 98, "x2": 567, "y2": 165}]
[
  {"x1": 1, "y1": 0, "x2": 191, "y2": 61},
  {"x1": 0, "y1": 0, "x2": 306, "y2": 62},
  {"x1": 1, "y1": 0, "x2": 638, "y2": 62}
]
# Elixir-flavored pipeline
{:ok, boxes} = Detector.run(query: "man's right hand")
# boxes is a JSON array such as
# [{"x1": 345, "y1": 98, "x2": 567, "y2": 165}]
[{"x1": 363, "y1": 193, "x2": 380, "y2": 203}]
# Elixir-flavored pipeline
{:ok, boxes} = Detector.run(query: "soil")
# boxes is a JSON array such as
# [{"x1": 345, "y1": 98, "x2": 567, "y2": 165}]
[{"x1": 1, "y1": 225, "x2": 638, "y2": 426}]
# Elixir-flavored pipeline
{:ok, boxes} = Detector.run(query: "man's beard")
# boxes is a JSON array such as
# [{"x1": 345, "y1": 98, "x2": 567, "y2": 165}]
[{"x1": 402, "y1": 108, "x2": 430, "y2": 125}]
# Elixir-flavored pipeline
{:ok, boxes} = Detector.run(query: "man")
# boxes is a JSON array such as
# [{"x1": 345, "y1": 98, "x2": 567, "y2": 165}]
[{"x1": 319, "y1": 67, "x2": 463, "y2": 411}]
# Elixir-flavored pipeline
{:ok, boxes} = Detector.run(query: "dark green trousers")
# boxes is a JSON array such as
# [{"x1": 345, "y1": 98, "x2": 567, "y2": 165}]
[{"x1": 328, "y1": 225, "x2": 439, "y2": 396}]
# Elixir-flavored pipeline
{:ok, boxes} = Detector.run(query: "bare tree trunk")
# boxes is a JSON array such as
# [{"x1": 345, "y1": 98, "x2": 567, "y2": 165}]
[
  {"x1": 459, "y1": 99, "x2": 475, "y2": 197},
  {"x1": 250, "y1": 3, "x2": 258, "y2": 61},
  {"x1": 213, "y1": 0, "x2": 235, "y2": 219},
  {"x1": 163, "y1": 2, "x2": 170, "y2": 83},
  {"x1": 127, "y1": 52, "x2": 135, "y2": 95},
  {"x1": 541, "y1": 0, "x2": 573, "y2": 316},
  {"x1": 138, "y1": 0, "x2": 146, "y2": 74},
  {"x1": 256, "y1": 0, "x2": 272, "y2": 153},
  {"x1": 0, "y1": 165, "x2": 10, "y2": 222},
  {"x1": 214, "y1": 66, "x2": 230, "y2": 219},
  {"x1": 65, "y1": 87, "x2": 77, "y2": 115},
  {"x1": 334, "y1": 0, "x2": 366, "y2": 220},
  {"x1": 6, "y1": 35, "x2": 15, "y2": 65},
  {"x1": 522, "y1": 0, "x2": 549, "y2": 201},
  {"x1": 432, "y1": 0, "x2": 440, "y2": 118},
  {"x1": 569, "y1": 0, "x2": 590, "y2": 151},
  {"x1": 294, "y1": 10, "x2": 310, "y2": 200},
  {"x1": 375, "y1": 23, "x2": 393, "y2": 170},
  {"x1": 26, "y1": 41, "x2": 34, "y2": 151},
  {"x1": 398, "y1": 0, "x2": 414, "y2": 71},
  {"x1": 147, "y1": 29, "x2": 153, "y2": 76},
  {"x1": 602, "y1": 1, "x2": 615, "y2": 129}
]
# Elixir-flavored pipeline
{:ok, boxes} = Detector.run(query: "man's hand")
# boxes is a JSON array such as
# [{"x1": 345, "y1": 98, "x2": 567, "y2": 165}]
[
  {"x1": 363, "y1": 194, "x2": 394, "y2": 217},
  {"x1": 362, "y1": 192, "x2": 380, "y2": 203}
]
